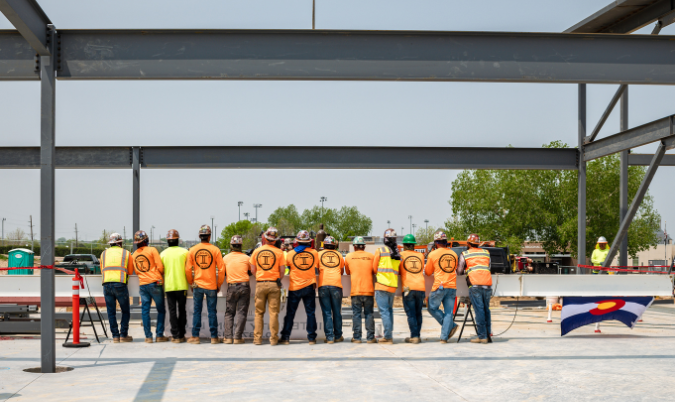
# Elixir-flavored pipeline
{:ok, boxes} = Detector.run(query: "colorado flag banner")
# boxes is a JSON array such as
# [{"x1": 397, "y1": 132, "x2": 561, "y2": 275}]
[{"x1": 561, "y1": 296, "x2": 654, "y2": 336}]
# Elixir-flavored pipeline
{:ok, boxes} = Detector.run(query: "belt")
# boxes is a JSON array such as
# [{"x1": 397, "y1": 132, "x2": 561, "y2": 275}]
[
  {"x1": 257, "y1": 280, "x2": 277, "y2": 283},
  {"x1": 229, "y1": 282, "x2": 250, "y2": 286}
]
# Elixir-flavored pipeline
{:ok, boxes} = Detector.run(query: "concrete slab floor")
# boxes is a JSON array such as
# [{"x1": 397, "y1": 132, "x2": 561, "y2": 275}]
[{"x1": 2, "y1": 305, "x2": 675, "y2": 402}]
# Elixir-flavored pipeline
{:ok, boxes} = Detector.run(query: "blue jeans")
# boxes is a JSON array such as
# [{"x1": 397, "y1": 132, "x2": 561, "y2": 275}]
[
  {"x1": 469, "y1": 287, "x2": 492, "y2": 340},
  {"x1": 281, "y1": 285, "x2": 317, "y2": 341},
  {"x1": 351, "y1": 296, "x2": 375, "y2": 341},
  {"x1": 375, "y1": 290, "x2": 394, "y2": 340},
  {"x1": 318, "y1": 286, "x2": 343, "y2": 341},
  {"x1": 103, "y1": 283, "x2": 130, "y2": 338},
  {"x1": 192, "y1": 287, "x2": 219, "y2": 338},
  {"x1": 428, "y1": 287, "x2": 457, "y2": 341},
  {"x1": 403, "y1": 290, "x2": 425, "y2": 338},
  {"x1": 140, "y1": 283, "x2": 166, "y2": 339}
]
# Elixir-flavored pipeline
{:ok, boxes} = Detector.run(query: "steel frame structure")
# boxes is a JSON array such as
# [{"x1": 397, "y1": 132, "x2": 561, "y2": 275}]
[{"x1": 1, "y1": 0, "x2": 675, "y2": 372}]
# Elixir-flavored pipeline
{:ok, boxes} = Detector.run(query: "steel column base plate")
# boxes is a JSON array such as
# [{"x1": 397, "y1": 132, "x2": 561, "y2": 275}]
[{"x1": 62, "y1": 342, "x2": 90, "y2": 348}]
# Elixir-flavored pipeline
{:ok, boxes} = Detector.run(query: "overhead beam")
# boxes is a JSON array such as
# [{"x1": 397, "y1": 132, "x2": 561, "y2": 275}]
[
  {"x1": 584, "y1": 115, "x2": 674, "y2": 161},
  {"x1": 567, "y1": 0, "x2": 675, "y2": 34},
  {"x1": 0, "y1": 146, "x2": 579, "y2": 170},
  {"x1": 0, "y1": 31, "x2": 39, "y2": 79},
  {"x1": 603, "y1": 142, "x2": 667, "y2": 267},
  {"x1": 0, "y1": 0, "x2": 51, "y2": 55},
  {"x1": 629, "y1": 153, "x2": 675, "y2": 165},
  {"x1": 0, "y1": 29, "x2": 673, "y2": 83}
]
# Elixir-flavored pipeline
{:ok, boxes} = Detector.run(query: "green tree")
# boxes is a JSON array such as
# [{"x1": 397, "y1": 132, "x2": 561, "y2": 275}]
[
  {"x1": 218, "y1": 220, "x2": 267, "y2": 250},
  {"x1": 415, "y1": 226, "x2": 438, "y2": 245},
  {"x1": 445, "y1": 141, "x2": 660, "y2": 259},
  {"x1": 300, "y1": 205, "x2": 372, "y2": 241},
  {"x1": 267, "y1": 205, "x2": 302, "y2": 236}
]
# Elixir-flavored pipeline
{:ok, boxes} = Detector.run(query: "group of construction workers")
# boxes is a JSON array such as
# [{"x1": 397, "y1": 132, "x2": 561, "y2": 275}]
[{"x1": 100, "y1": 225, "x2": 493, "y2": 345}]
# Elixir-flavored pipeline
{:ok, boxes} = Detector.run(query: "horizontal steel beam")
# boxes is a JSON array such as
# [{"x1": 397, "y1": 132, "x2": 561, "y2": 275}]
[
  {"x1": 0, "y1": 146, "x2": 579, "y2": 170},
  {"x1": 2, "y1": 29, "x2": 675, "y2": 83},
  {"x1": 629, "y1": 153, "x2": 675, "y2": 166},
  {"x1": 0, "y1": 0, "x2": 51, "y2": 55},
  {"x1": 566, "y1": 0, "x2": 674, "y2": 34},
  {"x1": 0, "y1": 31, "x2": 38, "y2": 79},
  {"x1": 584, "y1": 115, "x2": 674, "y2": 161}
]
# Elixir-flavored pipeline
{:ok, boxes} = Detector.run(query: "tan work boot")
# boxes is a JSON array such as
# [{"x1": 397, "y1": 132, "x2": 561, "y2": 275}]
[
  {"x1": 270, "y1": 340, "x2": 278, "y2": 346},
  {"x1": 325, "y1": 339, "x2": 335, "y2": 344},
  {"x1": 253, "y1": 340, "x2": 262, "y2": 345},
  {"x1": 308, "y1": 340, "x2": 316, "y2": 345},
  {"x1": 351, "y1": 338, "x2": 362, "y2": 344},
  {"x1": 145, "y1": 338, "x2": 154, "y2": 344},
  {"x1": 171, "y1": 337, "x2": 181, "y2": 344},
  {"x1": 404, "y1": 337, "x2": 420, "y2": 344},
  {"x1": 449, "y1": 326, "x2": 459, "y2": 339},
  {"x1": 233, "y1": 339, "x2": 245, "y2": 344},
  {"x1": 470, "y1": 338, "x2": 488, "y2": 344},
  {"x1": 378, "y1": 338, "x2": 394, "y2": 344},
  {"x1": 187, "y1": 337, "x2": 201, "y2": 344},
  {"x1": 156, "y1": 336, "x2": 169, "y2": 343},
  {"x1": 211, "y1": 338, "x2": 221, "y2": 344},
  {"x1": 278, "y1": 339, "x2": 290, "y2": 345},
  {"x1": 112, "y1": 337, "x2": 120, "y2": 343},
  {"x1": 366, "y1": 339, "x2": 378, "y2": 344},
  {"x1": 334, "y1": 336, "x2": 344, "y2": 343},
  {"x1": 440, "y1": 339, "x2": 448, "y2": 344},
  {"x1": 223, "y1": 338, "x2": 234, "y2": 344},
  {"x1": 120, "y1": 336, "x2": 133, "y2": 343}
]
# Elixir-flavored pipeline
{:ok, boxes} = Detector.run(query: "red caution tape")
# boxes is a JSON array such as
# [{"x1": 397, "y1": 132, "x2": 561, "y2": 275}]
[
  {"x1": 577, "y1": 264, "x2": 671, "y2": 274},
  {"x1": 0, "y1": 265, "x2": 77, "y2": 275}
]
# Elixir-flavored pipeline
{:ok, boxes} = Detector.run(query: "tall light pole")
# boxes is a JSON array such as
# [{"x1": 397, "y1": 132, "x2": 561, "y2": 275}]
[
  {"x1": 412, "y1": 223, "x2": 417, "y2": 235},
  {"x1": 1, "y1": 217, "x2": 5, "y2": 245},
  {"x1": 401, "y1": 227, "x2": 405, "y2": 236},
  {"x1": 387, "y1": 220, "x2": 391, "y2": 228},
  {"x1": 151, "y1": 225, "x2": 155, "y2": 244},
  {"x1": 210, "y1": 216, "x2": 215, "y2": 244},
  {"x1": 408, "y1": 215, "x2": 413, "y2": 234},
  {"x1": 320, "y1": 196, "x2": 328, "y2": 221},
  {"x1": 253, "y1": 204, "x2": 262, "y2": 223},
  {"x1": 238, "y1": 201, "x2": 243, "y2": 221},
  {"x1": 244, "y1": 212, "x2": 250, "y2": 221}
]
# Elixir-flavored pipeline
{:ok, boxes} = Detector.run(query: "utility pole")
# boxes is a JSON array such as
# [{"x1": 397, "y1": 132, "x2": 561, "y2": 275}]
[
  {"x1": 29, "y1": 215, "x2": 34, "y2": 251},
  {"x1": 210, "y1": 216, "x2": 215, "y2": 244},
  {"x1": 387, "y1": 220, "x2": 391, "y2": 228},
  {"x1": 2, "y1": 217, "x2": 5, "y2": 246},
  {"x1": 238, "y1": 201, "x2": 243, "y2": 221},
  {"x1": 74, "y1": 223, "x2": 78, "y2": 247},
  {"x1": 401, "y1": 227, "x2": 404, "y2": 236},
  {"x1": 253, "y1": 204, "x2": 262, "y2": 224},
  {"x1": 123, "y1": 226, "x2": 126, "y2": 245},
  {"x1": 244, "y1": 212, "x2": 250, "y2": 221},
  {"x1": 320, "y1": 197, "x2": 328, "y2": 221},
  {"x1": 151, "y1": 225, "x2": 155, "y2": 245},
  {"x1": 412, "y1": 223, "x2": 417, "y2": 235},
  {"x1": 424, "y1": 219, "x2": 429, "y2": 231},
  {"x1": 408, "y1": 215, "x2": 413, "y2": 235}
]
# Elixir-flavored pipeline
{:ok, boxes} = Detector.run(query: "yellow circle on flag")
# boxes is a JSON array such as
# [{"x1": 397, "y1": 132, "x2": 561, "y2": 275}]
[{"x1": 597, "y1": 302, "x2": 616, "y2": 310}]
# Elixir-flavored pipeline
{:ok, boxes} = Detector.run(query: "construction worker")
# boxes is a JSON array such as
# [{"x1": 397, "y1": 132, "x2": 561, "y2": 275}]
[
  {"x1": 250, "y1": 227, "x2": 286, "y2": 345},
  {"x1": 400, "y1": 234, "x2": 425, "y2": 344},
  {"x1": 222, "y1": 235, "x2": 252, "y2": 344},
  {"x1": 457, "y1": 234, "x2": 493, "y2": 344},
  {"x1": 185, "y1": 225, "x2": 225, "y2": 345},
  {"x1": 100, "y1": 233, "x2": 135, "y2": 343},
  {"x1": 591, "y1": 236, "x2": 610, "y2": 274},
  {"x1": 318, "y1": 236, "x2": 345, "y2": 344},
  {"x1": 372, "y1": 228, "x2": 400, "y2": 344},
  {"x1": 344, "y1": 236, "x2": 376, "y2": 343},
  {"x1": 424, "y1": 231, "x2": 459, "y2": 343},
  {"x1": 280, "y1": 230, "x2": 319, "y2": 345},
  {"x1": 160, "y1": 229, "x2": 189, "y2": 343},
  {"x1": 283, "y1": 238, "x2": 293, "y2": 275},
  {"x1": 132, "y1": 230, "x2": 167, "y2": 343}
]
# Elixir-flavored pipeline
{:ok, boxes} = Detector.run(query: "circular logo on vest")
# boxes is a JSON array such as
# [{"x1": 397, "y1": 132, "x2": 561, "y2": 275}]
[
  {"x1": 135, "y1": 255, "x2": 151, "y2": 273},
  {"x1": 256, "y1": 250, "x2": 277, "y2": 271},
  {"x1": 292, "y1": 251, "x2": 315, "y2": 271},
  {"x1": 321, "y1": 250, "x2": 341, "y2": 269},
  {"x1": 194, "y1": 249, "x2": 213, "y2": 269},
  {"x1": 404, "y1": 255, "x2": 424, "y2": 274},
  {"x1": 439, "y1": 252, "x2": 457, "y2": 273}
]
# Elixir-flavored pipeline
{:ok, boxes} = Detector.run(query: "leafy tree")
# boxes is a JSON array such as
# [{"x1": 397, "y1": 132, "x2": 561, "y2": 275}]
[
  {"x1": 218, "y1": 220, "x2": 266, "y2": 250},
  {"x1": 415, "y1": 226, "x2": 438, "y2": 245},
  {"x1": 98, "y1": 230, "x2": 114, "y2": 246},
  {"x1": 267, "y1": 205, "x2": 302, "y2": 236},
  {"x1": 301, "y1": 205, "x2": 372, "y2": 241},
  {"x1": 445, "y1": 141, "x2": 660, "y2": 259}
]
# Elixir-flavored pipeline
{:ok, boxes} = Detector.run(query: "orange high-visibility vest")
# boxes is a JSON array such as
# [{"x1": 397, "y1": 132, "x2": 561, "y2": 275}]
[
  {"x1": 101, "y1": 247, "x2": 131, "y2": 284},
  {"x1": 462, "y1": 248, "x2": 492, "y2": 286}
]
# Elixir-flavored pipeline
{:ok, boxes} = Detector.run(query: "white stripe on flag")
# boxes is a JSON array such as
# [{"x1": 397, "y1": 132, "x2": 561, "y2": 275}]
[{"x1": 561, "y1": 301, "x2": 648, "y2": 321}]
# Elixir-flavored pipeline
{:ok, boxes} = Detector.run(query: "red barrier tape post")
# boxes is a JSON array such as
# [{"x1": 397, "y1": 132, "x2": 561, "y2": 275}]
[{"x1": 577, "y1": 265, "x2": 672, "y2": 274}]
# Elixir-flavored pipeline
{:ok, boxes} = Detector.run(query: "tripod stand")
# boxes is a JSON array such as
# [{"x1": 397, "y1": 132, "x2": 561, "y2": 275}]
[{"x1": 454, "y1": 298, "x2": 492, "y2": 343}]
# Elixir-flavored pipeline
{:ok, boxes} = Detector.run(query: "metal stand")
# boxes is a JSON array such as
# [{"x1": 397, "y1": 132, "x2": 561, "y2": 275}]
[
  {"x1": 455, "y1": 299, "x2": 492, "y2": 343},
  {"x1": 63, "y1": 297, "x2": 107, "y2": 346}
]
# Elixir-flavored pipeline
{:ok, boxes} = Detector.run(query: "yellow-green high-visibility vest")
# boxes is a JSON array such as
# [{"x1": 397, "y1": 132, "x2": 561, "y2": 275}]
[
  {"x1": 376, "y1": 246, "x2": 400, "y2": 288},
  {"x1": 100, "y1": 247, "x2": 131, "y2": 284}
]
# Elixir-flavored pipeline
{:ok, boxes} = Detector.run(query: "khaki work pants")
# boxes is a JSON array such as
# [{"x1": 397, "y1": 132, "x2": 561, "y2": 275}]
[{"x1": 254, "y1": 281, "x2": 281, "y2": 343}]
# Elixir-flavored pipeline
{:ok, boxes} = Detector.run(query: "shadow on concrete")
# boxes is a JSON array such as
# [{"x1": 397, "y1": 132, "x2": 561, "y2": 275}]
[
  {"x1": 133, "y1": 358, "x2": 176, "y2": 402},
  {"x1": 0, "y1": 394, "x2": 20, "y2": 400}
]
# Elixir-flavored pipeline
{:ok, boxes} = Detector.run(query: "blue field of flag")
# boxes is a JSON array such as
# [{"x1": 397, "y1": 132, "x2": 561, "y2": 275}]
[{"x1": 561, "y1": 296, "x2": 654, "y2": 336}]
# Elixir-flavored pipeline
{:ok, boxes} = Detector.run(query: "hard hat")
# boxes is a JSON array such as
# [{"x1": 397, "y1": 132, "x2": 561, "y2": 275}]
[
  {"x1": 467, "y1": 233, "x2": 480, "y2": 245},
  {"x1": 199, "y1": 225, "x2": 211, "y2": 236},
  {"x1": 230, "y1": 235, "x2": 243, "y2": 245},
  {"x1": 264, "y1": 227, "x2": 280, "y2": 242},
  {"x1": 402, "y1": 234, "x2": 417, "y2": 245},
  {"x1": 352, "y1": 236, "x2": 366, "y2": 245},
  {"x1": 296, "y1": 230, "x2": 312, "y2": 244},
  {"x1": 283, "y1": 238, "x2": 293, "y2": 245},
  {"x1": 597, "y1": 236, "x2": 608, "y2": 243},
  {"x1": 108, "y1": 233, "x2": 123, "y2": 245},
  {"x1": 166, "y1": 229, "x2": 180, "y2": 240},
  {"x1": 323, "y1": 236, "x2": 336, "y2": 246},
  {"x1": 384, "y1": 228, "x2": 397, "y2": 238},
  {"x1": 133, "y1": 230, "x2": 148, "y2": 244},
  {"x1": 433, "y1": 231, "x2": 448, "y2": 241}
]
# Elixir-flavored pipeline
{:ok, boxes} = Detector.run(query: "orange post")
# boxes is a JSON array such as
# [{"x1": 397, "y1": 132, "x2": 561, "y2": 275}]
[{"x1": 63, "y1": 271, "x2": 90, "y2": 348}]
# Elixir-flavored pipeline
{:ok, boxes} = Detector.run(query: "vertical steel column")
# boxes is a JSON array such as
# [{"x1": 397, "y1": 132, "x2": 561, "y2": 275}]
[
  {"x1": 40, "y1": 26, "x2": 56, "y2": 373},
  {"x1": 577, "y1": 84, "x2": 587, "y2": 274},
  {"x1": 133, "y1": 147, "x2": 140, "y2": 251},
  {"x1": 619, "y1": 88, "x2": 629, "y2": 267}
]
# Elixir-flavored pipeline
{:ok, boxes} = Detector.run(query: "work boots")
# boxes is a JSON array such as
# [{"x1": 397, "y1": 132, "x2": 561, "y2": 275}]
[
  {"x1": 145, "y1": 338, "x2": 153, "y2": 344},
  {"x1": 470, "y1": 338, "x2": 488, "y2": 344},
  {"x1": 187, "y1": 337, "x2": 200, "y2": 344},
  {"x1": 156, "y1": 336, "x2": 169, "y2": 343},
  {"x1": 120, "y1": 336, "x2": 133, "y2": 343},
  {"x1": 171, "y1": 337, "x2": 186, "y2": 343},
  {"x1": 223, "y1": 338, "x2": 234, "y2": 344},
  {"x1": 404, "y1": 337, "x2": 421, "y2": 344},
  {"x1": 233, "y1": 339, "x2": 245, "y2": 344},
  {"x1": 334, "y1": 336, "x2": 344, "y2": 343},
  {"x1": 211, "y1": 338, "x2": 221, "y2": 344}
]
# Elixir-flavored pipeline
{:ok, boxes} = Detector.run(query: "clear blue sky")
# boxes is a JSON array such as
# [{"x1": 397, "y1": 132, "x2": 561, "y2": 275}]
[{"x1": 1, "y1": 0, "x2": 674, "y2": 243}]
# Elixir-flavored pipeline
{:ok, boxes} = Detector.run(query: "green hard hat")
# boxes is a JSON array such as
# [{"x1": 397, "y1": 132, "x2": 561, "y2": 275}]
[
  {"x1": 352, "y1": 236, "x2": 366, "y2": 245},
  {"x1": 402, "y1": 234, "x2": 417, "y2": 244}
]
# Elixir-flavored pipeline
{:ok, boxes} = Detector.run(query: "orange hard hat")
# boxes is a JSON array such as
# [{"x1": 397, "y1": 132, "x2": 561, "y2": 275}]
[
  {"x1": 166, "y1": 229, "x2": 180, "y2": 240},
  {"x1": 467, "y1": 233, "x2": 480, "y2": 245}
]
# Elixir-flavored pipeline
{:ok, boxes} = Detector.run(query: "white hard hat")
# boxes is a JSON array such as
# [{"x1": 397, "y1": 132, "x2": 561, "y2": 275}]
[{"x1": 597, "y1": 236, "x2": 608, "y2": 243}]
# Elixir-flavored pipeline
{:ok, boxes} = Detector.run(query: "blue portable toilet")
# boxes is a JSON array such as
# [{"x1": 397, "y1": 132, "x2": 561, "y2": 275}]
[{"x1": 8, "y1": 248, "x2": 35, "y2": 275}]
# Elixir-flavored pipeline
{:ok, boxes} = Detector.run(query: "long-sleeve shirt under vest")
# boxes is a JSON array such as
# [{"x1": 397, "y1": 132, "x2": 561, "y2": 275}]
[
  {"x1": 457, "y1": 249, "x2": 492, "y2": 289},
  {"x1": 133, "y1": 246, "x2": 164, "y2": 286},
  {"x1": 100, "y1": 246, "x2": 135, "y2": 283},
  {"x1": 185, "y1": 242, "x2": 226, "y2": 290}
]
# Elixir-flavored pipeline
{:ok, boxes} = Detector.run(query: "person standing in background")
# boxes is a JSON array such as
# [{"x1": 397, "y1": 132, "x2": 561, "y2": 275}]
[
  {"x1": 400, "y1": 234, "x2": 425, "y2": 344},
  {"x1": 223, "y1": 235, "x2": 252, "y2": 344},
  {"x1": 160, "y1": 229, "x2": 189, "y2": 343},
  {"x1": 344, "y1": 236, "x2": 376, "y2": 344},
  {"x1": 132, "y1": 230, "x2": 167, "y2": 344},
  {"x1": 318, "y1": 236, "x2": 345, "y2": 344}
]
